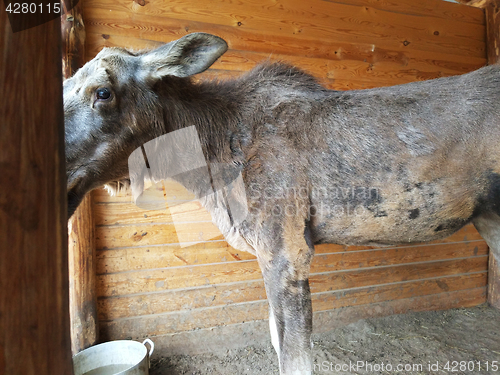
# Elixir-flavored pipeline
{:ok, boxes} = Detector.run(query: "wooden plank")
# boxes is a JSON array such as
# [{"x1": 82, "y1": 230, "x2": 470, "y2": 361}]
[
  {"x1": 274, "y1": 0, "x2": 484, "y2": 45},
  {"x1": 95, "y1": 200, "x2": 212, "y2": 226},
  {"x1": 98, "y1": 279, "x2": 267, "y2": 320},
  {"x1": 309, "y1": 256, "x2": 488, "y2": 294},
  {"x1": 485, "y1": 0, "x2": 500, "y2": 63},
  {"x1": 95, "y1": 222, "x2": 224, "y2": 249},
  {"x1": 97, "y1": 235, "x2": 486, "y2": 274},
  {"x1": 98, "y1": 272, "x2": 486, "y2": 320},
  {"x1": 96, "y1": 259, "x2": 262, "y2": 296},
  {"x1": 312, "y1": 241, "x2": 488, "y2": 273},
  {"x1": 96, "y1": 241, "x2": 256, "y2": 274},
  {"x1": 99, "y1": 287, "x2": 486, "y2": 339},
  {"x1": 322, "y1": 0, "x2": 485, "y2": 25},
  {"x1": 100, "y1": 299, "x2": 269, "y2": 340},
  {"x1": 0, "y1": 9, "x2": 74, "y2": 375},
  {"x1": 83, "y1": 0, "x2": 485, "y2": 58},
  {"x1": 68, "y1": 196, "x2": 98, "y2": 355},
  {"x1": 488, "y1": 254, "x2": 500, "y2": 308},
  {"x1": 96, "y1": 255, "x2": 487, "y2": 297},
  {"x1": 62, "y1": 0, "x2": 86, "y2": 77},
  {"x1": 312, "y1": 272, "x2": 487, "y2": 311},
  {"x1": 83, "y1": 9, "x2": 486, "y2": 73},
  {"x1": 96, "y1": 223, "x2": 180, "y2": 249},
  {"x1": 62, "y1": 0, "x2": 99, "y2": 355}
]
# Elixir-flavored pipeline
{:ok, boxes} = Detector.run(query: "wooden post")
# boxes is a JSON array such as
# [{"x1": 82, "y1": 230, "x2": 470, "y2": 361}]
[
  {"x1": 485, "y1": 0, "x2": 500, "y2": 309},
  {"x1": 61, "y1": 0, "x2": 99, "y2": 354},
  {"x1": 62, "y1": 0, "x2": 86, "y2": 76},
  {"x1": 488, "y1": 256, "x2": 500, "y2": 309},
  {"x1": 486, "y1": 1, "x2": 500, "y2": 62},
  {"x1": 67, "y1": 196, "x2": 98, "y2": 354},
  {"x1": 0, "y1": 7, "x2": 74, "y2": 375}
]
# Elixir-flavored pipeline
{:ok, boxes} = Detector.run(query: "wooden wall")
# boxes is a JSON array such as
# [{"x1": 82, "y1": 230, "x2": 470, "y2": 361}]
[
  {"x1": 82, "y1": 0, "x2": 489, "y2": 354},
  {"x1": 0, "y1": 11, "x2": 73, "y2": 375}
]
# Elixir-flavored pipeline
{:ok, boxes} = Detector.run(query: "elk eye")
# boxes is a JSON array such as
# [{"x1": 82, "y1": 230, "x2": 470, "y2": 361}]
[{"x1": 96, "y1": 87, "x2": 111, "y2": 100}]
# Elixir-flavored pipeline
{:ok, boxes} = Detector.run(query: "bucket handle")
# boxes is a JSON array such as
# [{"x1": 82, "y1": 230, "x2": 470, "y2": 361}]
[{"x1": 142, "y1": 338, "x2": 155, "y2": 367}]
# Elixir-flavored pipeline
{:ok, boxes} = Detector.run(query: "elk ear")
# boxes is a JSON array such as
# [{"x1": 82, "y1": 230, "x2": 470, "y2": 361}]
[{"x1": 141, "y1": 33, "x2": 228, "y2": 80}]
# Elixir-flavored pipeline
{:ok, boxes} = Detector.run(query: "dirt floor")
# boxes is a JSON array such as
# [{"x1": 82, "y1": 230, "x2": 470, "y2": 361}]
[{"x1": 151, "y1": 304, "x2": 500, "y2": 375}]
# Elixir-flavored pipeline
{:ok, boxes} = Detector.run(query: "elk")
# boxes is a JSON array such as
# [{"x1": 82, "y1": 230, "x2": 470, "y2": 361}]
[{"x1": 64, "y1": 32, "x2": 500, "y2": 374}]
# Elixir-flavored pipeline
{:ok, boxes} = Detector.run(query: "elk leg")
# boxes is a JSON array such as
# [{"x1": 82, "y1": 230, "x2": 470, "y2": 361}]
[{"x1": 257, "y1": 223, "x2": 315, "y2": 375}]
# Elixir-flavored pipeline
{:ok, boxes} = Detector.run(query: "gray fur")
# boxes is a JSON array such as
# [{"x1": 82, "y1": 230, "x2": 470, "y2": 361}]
[{"x1": 64, "y1": 33, "x2": 500, "y2": 375}]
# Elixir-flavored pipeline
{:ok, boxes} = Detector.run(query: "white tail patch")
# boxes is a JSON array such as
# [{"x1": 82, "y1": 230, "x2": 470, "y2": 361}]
[{"x1": 269, "y1": 308, "x2": 280, "y2": 359}]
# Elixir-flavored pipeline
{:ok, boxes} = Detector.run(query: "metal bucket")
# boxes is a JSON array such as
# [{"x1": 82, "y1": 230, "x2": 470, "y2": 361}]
[{"x1": 73, "y1": 339, "x2": 154, "y2": 375}]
